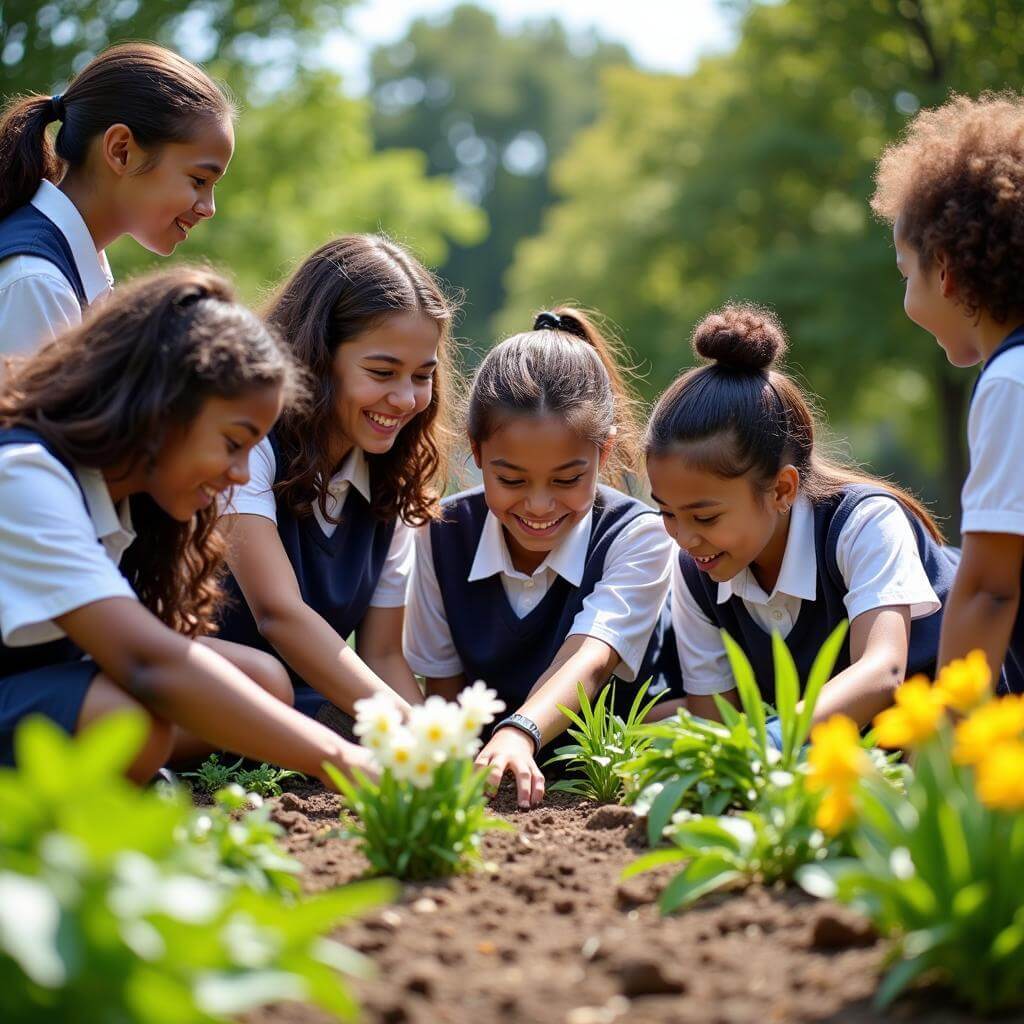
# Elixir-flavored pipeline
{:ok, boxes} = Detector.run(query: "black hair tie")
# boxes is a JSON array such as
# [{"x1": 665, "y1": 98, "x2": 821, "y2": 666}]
[
  {"x1": 49, "y1": 94, "x2": 65, "y2": 122},
  {"x1": 533, "y1": 311, "x2": 562, "y2": 332}
]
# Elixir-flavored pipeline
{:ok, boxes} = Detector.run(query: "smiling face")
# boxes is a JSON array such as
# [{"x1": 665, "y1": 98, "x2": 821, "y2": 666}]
[
  {"x1": 329, "y1": 312, "x2": 440, "y2": 459},
  {"x1": 647, "y1": 444, "x2": 797, "y2": 588},
  {"x1": 473, "y1": 414, "x2": 603, "y2": 573},
  {"x1": 146, "y1": 384, "x2": 283, "y2": 521},
  {"x1": 119, "y1": 115, "x2": 234, "y2": 256},
  {"x1": 894, "y1": 216, "x2": 981, "y2": 367}
]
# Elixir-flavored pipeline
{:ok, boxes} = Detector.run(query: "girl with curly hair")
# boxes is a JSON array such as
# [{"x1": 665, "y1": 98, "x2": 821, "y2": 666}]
[
  {"x1": 0, "y1": 267, "x2": 374, "y2": 784},
  {"x1": 218, "y1": 235, "x2": 456, "y2": 725},
  {"x1": 646, "y1": 304, "x2": 959, "y2": 735},
  {"x1": 873, "y1": 92, "x2": 1024, "y2": 692}
]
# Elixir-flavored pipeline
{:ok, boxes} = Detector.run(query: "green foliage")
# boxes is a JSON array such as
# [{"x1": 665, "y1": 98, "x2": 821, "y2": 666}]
[
  {"x1": 325, "y1": 758, "x2": 512, "y2": 881},
  {"x1": 799, "y1": 727, "x2": 1024, "y2": 1013},
  {"x1": 234, "y1": 762, "x2": 304, "y2": 798},
  {"x1": 182, "y1": 753, "x2": 243, "y2": 795},
  {"x1": 624, "y1": 771, "x2": 842, "y2": 913},
  {"x1": 621, "y1": 622, "x2": 849, "y2": 844},
  {"x1": 545, "y1": 681, "x2": 661, "y2": 803},
  {"x1": 0, "y1": 713, "x2": 394, "y2": 1022},
  {"x1": 183, "y1": 752, "x2": 303, "y2": 798}
]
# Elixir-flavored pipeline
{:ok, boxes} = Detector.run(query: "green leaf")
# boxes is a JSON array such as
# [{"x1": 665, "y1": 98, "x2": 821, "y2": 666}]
[
  {"x1": 621, "y1": 848, "x2": 687, "y2": 879},
  {"x1": 646, "y1": 773, "x2": 700, "y2": 846},
  {"x1": 721, "y1": 630, "x2": 767, "y2": 753},
  {"x1": 795, "y1": 621, "x2": 848, "y2": 747},
  {"x1": 874, "y1": 954, "x2": 931, "y2": 1009},
  {"x1": 771, "y1": 631, "x2": 800, "y2": 761},
  {"x1": 660, "y1": 856, "x2": 743, "y2": 913}
]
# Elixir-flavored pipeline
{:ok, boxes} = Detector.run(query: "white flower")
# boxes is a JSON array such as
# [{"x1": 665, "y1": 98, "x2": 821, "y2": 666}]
[
  {"x1": 457, "y1": 682, "x2": 505, "y2": 737},
  {"x1": 408, "y1": 747, "x2": 438, "y2": 789},
  {"x1": 353, "y1": 693, "x2": 404, "y2": 752},
  {"x1": 376, "y1": 725, "x2": 417, "y2": 780},
  {"x1": 408, "y1": 696, "x2": 461, "y2": 758}
]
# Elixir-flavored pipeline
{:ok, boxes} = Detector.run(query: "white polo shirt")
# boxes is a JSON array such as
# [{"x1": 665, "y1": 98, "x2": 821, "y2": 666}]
[
  {"x1": 672, "y1": 493, "x2": 941, "y2": 695},
  {"x1": 0, "y1": 180, "x2": 114, "y2": 358},
  {"x1": 0, "y1": 441, "x2": 136, "y2": 648},
  {"x1": 962, "y1": 344, "x2": 1024, "y2": 537},
  {"x1": 222, "y1": 436, "x2": 413, "y2": 608},
  {"x1": 403, "y1": 506, "x2": 673, "y2": 681}
]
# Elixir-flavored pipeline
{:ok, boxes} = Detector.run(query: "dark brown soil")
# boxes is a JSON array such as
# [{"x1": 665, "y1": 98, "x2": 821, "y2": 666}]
[{"x1": 245, "y1": 783, "x2": 992, "y2": 1024}]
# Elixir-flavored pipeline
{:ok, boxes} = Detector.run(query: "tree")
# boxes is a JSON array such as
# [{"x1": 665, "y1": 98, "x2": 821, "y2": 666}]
[
  {"x1": 500, "y1": 0, "x2": 1024, "y2": 526},
  {"x1": 369, "y1": 3, "x2": 632, "y2": 347}
]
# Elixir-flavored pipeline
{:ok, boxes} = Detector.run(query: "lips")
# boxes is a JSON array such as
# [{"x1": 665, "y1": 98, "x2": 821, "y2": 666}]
[
  {"x1": 363, "y1": 410, "x2": 403, "y2": 434},
  {"x1": 174, "y1": 217, "x2": 195, "y2": 237},
  {"x1": 512, "y1": 512, "x2": 568, "y2": 538},
  {"x1": 693, "y1": 551, "x2": 725, "y2": 573}
]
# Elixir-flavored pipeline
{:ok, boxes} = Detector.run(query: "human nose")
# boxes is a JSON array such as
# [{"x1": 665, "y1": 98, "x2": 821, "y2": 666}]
[
  {"x1": 194, "y1": 192, "x2": 215, "y2": 219},
  {"x1": 388, "y1": 378, "x2": 417, "y2": 413},
  {"x1": 523, "y1": 488, "x2": 556, "y2": 515}
]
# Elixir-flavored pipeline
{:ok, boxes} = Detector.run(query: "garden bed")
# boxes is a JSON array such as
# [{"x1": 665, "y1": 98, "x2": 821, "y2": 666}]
[{"x1": 245, "y1": 784, "x2": 986, "y2": 1024}]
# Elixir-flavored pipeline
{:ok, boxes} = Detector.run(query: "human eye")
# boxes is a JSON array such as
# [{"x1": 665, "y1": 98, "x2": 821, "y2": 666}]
[
  {"x1": 224, "y1": 436, "x2": 241, "y2": 454},
  {"x1": 191, "y1": 175, "x2": 208, "y2": 188},
  {"x1": 367, "y1": 367, "x2": 394, "y2": 379},
  {"x1": 496, "y1": 476, "x2": 524, "y2": 487},
  {"x1": 554, "y1": 474, "x2": 584, "y2": 487},
  {"x1": 657, "y1": 509, "x2": 675, "y2": 520},
  {"x1": 693, "y1": 514, "x2": 720, "y2": 525},
  {"x1": 414, "y1": 371, "x2": 435, "y2": 383}
]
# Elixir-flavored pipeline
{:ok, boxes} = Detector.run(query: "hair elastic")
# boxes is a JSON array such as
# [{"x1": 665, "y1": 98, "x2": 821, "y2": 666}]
[{"x1": 49, "y1": 94, "x2": 65, "y2": 121}]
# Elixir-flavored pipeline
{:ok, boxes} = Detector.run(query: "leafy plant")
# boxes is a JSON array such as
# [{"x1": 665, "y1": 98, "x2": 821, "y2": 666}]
[
  {"x1": 799, "y1": 653, "x2": 1024, "y2": 1014},
  {"x1": 0, "y1": 713, "x2": 394, "y2": 1023},
  {"x1": 182, "y1": 753, "x2": 243, "y2": 794},
  {"x1": 326, "y1": 684, "x2": 513, "y2": 880},
  {"x1": 544, "y1": 680, "x2": 661, "y2": 802},
  {"x1": 234, "y1": 762, "x2": 305, "y2": 798}
]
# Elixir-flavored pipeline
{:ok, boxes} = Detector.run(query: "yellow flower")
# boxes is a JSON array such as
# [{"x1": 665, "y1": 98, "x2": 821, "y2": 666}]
[
  {"x1": 872, "y1": 676, "x2": 947, "y2": 749},
  {"x1": 974, "y1": 739, "x2": 1024, "y2": 811},
  {"x1": 815, "y1": 787, "x2": 856, "y2": 835},
  {"x1": 807, "y1": 715, "x2": 869, "y2": 792},
  {"x1": 935, "y1": 650, "x2": 992, "y2": 712},
  {"x1": 953, "y1": 695, "x2": 1024, "y2": 766}
]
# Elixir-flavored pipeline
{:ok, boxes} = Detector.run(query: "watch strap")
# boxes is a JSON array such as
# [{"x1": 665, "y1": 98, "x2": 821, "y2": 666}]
[{"x1": 494, "y1": 713, "x2": 542, "y2": 755}]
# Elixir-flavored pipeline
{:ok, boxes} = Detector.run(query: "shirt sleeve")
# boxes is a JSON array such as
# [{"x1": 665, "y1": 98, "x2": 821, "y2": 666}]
[
  {"x1": 0, "y1": 443, "x2": 136, "y2": 647},
  {"x1": 671, "y1": 554, "x2": 736, "y2": 695},
  {"x1": 567, "y1": 513, "x2": 673, "y2": 680},
  {"x1": 220, "y1": 436, "x2": 277, "y2": 522},
  {"x1": 369, "y1": 518, "x2": 414, "y2": 608},
  {"x1": 0, "y1": 261, "x2": 81, "y2": 358},
  {"x1": 961, "y1": 376, "x2": 1024, "y2": 536},
  {"x1": 402, "y1": 525, "x2": 464, "y2": 678},
  {"x1": 833, "y1": 495, "x2": 941, "y2": 623}
]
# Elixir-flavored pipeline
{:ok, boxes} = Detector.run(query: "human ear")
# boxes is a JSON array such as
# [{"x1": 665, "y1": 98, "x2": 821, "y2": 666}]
[
  {"x1": 101, "y1": 124, "x2": 139, "y2": 177},
  {"x1": 772, "y1": 465, "x2": 800, "y2": 513},
  {"x1": 470, "y1": 438, "x2": 483, "y2": 470},
  {"x1": 936, "y1": 253, "x2": 957, "y2": 299}
]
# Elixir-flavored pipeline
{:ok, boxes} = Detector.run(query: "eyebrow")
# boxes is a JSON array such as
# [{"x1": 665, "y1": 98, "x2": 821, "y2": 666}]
[
  {"x1": 650, "y1": 493, "x2": 721, "y2": 510},
  {"x1": 362, "y1": 353, "x2": 439, "y2": 368},
  {"x1": 195, "y1": 161, "x2": 225, "y2": 176},
  {"x1": 232, "y1": 419, "x2": 260, "y2": 437},
  {"x1": 490, "y1": 458, "x2": 588, "y2": 472}
]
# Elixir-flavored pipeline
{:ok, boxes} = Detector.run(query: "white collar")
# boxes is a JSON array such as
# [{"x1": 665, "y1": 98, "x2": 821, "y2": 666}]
[
  {"x1": 326, "y1": 446, "x2": 371, "y2": 503},
  {"x1": 29, "y1": 180, "x2": 113, "y2": 303},
  {"x1": 75, "y1": 465, "x2": 135, "y2": 544},
  {"x1": 468, "y1": 509, "x2": 592, "y2": 586},
  {"x1": 717, "y1": 494, "x2": 817, "y2": 606}
]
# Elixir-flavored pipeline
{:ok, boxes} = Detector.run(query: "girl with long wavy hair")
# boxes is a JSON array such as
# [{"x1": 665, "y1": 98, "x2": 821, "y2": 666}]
[
  {"x1": 218, "y1": 235, "x2": 457, "y2": 726},
  {"x1": 0, "y1": 266, "x2": 374, "y2": 783}
]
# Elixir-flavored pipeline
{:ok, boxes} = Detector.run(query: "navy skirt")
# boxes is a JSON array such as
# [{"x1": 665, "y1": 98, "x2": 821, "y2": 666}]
[{"x1": 0, "y1": 659, "x2": 99, "y2": 766}]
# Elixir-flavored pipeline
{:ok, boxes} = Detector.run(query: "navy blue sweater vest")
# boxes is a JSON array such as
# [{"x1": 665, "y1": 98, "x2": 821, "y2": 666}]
[
  {"x1": 217, "y1": 435, "x2": 396, "y2": 695},
  {"x1": 0, "y1": 428, "x2": 88, "y2": 678},
  {"x1": 970, "y1": 325, "x2": 1024, "y2": 694},
  {"x1": 0, "y1": 204, "x2": 87, "y2": 307},
  {"x1": 430, "y1": 485, "x2": 661, "y2": 710},
  {"x1": 677, "y1": 486, "x2": 959, "y2": 703}
]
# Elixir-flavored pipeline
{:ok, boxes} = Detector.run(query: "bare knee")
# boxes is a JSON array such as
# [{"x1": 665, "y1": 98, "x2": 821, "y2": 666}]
[{"x1": 245, "y1": 650, "x2": 293, "y2": 706}]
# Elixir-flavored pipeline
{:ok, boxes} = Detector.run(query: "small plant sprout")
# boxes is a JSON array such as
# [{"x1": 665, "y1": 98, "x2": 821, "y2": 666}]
[
  {"x1": 182, "y1": 753, "x2": 243, "y2": 795},
  {"x1": 545, "y1": 681, "x2": 661, "y2": 803},
  {"x1": 324, "y1": 685, "x2": 513, "y2": 880}
]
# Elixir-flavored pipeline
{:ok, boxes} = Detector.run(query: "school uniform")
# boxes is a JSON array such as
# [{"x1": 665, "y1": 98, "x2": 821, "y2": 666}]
[
  {"x1": 962, "y1": 323, "x2": 1024, "y2": 693},
  {"x1": 0, "y1": 180, "x2": 113, "y2": 357},
  {"x1": 671, "y1": 486, "x2": 957, "y2": 701},
  {"x1": 0, "y1": 427, "x2": 137, "y2": 764},
  {"x1": 403, "y1": 484, "x2": 674, "y2": 730},
  {"x1": 217, "y1": 434, "x2": 413, "y2": 718}
]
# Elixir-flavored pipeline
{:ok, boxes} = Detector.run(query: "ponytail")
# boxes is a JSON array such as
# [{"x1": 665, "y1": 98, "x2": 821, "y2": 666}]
[
  {"x1": 646, "y1": 303, "x2": 944, "y2": 542},
  {"x1": 0, "y1": 42, "x2": 232, "y2": 220},
  {"x1": 468, "y1": 305, "x2": 642, "y2": 487}
]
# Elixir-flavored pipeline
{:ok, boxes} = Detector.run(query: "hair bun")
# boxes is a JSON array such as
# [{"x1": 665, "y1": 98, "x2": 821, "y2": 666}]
[{"x1": 692, "y1": 303, "x2": 787, "y2": 372}]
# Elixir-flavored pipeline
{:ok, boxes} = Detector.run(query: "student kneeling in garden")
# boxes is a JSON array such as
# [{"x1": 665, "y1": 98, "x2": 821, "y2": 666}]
[
  {"x1": 0, "y1": 268, "x2": 374, "y2": 784},
  {"x1": 646, "y1": 304, "x2": 958, "y2": 732}
]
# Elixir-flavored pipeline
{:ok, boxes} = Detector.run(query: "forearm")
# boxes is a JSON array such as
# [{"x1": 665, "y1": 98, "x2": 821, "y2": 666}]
[
  {"x1": 938, "y1": 580, "x2": 1018, "y2": 680},
  {"x1": 517, "y1": 646, "x2": 614, "y2": 743},
  {"x1": 360, "y1": 649, "x2": 424, "y2": 705},
  {"x1": 812, "y1": 653, "x2": 904, "y2": 729},
  {"x1": 258, "y1": 604, "x2": 412, "y2": 714}
]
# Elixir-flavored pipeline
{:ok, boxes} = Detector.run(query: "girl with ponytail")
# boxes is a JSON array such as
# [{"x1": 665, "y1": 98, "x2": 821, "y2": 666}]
[
  {"x1": 404, "y1": 308, "x2": 674, "y2": 808},
  {"x1": 0, "y1": 267, "x2": 374, "y2": 785},
  {"x1": 646, "y1": 303, "x2": 959, "y2": 731},
  {"x1": 0, "y1": 42, "x2": 233, "y2": 359}
]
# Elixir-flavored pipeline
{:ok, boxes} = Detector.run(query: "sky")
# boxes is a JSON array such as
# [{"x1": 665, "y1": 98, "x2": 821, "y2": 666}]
[{"x1": 323, "y1": 0, "x2": 736, "y2": 92}]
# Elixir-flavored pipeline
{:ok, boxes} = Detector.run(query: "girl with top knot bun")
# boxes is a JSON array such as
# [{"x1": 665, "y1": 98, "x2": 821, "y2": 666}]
[{"x1": 646, "y1": 303, "x2": 960, "y2": 733}]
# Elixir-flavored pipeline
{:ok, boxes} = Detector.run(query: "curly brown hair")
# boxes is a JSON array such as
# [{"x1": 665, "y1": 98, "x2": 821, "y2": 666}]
[
  {"x1": 0, "y1": 267, "x2": 303, "y2": 635},
  {"x1": 872, "y1": 92, "x2": 1024, "y2": 324},
  {"x1": 265, "y1": 234, "x2": 459, "y2": 527}
]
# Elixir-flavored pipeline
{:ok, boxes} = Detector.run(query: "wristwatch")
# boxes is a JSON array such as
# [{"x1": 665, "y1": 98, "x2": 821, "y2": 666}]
[{"x1": 494, "y1": 713, "x2": 542, "y2": 755}]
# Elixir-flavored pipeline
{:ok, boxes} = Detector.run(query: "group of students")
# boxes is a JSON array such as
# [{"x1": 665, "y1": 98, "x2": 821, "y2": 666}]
[{"x1": 1, "y1": 44, "x2": 1022, "y2": 809}]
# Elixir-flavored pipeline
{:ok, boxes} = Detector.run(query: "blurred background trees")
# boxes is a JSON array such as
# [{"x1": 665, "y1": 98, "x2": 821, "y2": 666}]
[{"x1": 4, "y1": 0, "x2": 1023, "y2": 528}]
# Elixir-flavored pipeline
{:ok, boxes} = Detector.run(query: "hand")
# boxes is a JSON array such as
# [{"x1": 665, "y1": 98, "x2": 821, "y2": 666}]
[
  {"x1": 321, "y1": 739, "x2": 380, "y2": 787},
  {"x1": 475, "y1": 727, "x2": 545, "y2": 809}
]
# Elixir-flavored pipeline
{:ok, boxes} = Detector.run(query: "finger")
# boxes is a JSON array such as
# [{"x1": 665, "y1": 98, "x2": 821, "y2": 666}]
[
  {"x1": 485, "y1": 757, "x2": 506, "y2": 796},
  {"x1": 531, "y1": 770, "x2": 546, "y2": 807},
  {"x1": 515, "y1": 767, "x2": 533, "y2": 809}
]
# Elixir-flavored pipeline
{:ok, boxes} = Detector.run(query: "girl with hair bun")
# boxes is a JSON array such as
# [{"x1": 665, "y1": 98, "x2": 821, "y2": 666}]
[
  {"x1": 646, "y1": 303, "x2": 959, "y2": 730},
  {"x1": 0, "y1": 42, "x2": 233, "y2": 359},
  {"x1": 403, "y1": 307, "x2": 674, "y2": 808}
]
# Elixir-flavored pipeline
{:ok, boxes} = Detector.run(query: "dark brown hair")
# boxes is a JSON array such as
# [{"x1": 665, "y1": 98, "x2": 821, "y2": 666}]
[
  {"x1": 0, "y1": 267, "x2": 302, "y2": 635},
  {"x1": 0, "y1": 42, "x2": 233, "y2": 220},
  {"x1": 266, "y1": 234, "x2": 458, "y2": 526},
  {"x1": 467, "y1": 306, "x2": 642, "y2": 487},
  {"x1": 872, "y1": 91, "x2": 1024, "y2": 324},
  {"x1": 646, "y1": 303, "x2": 943, "y2": 541}
]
